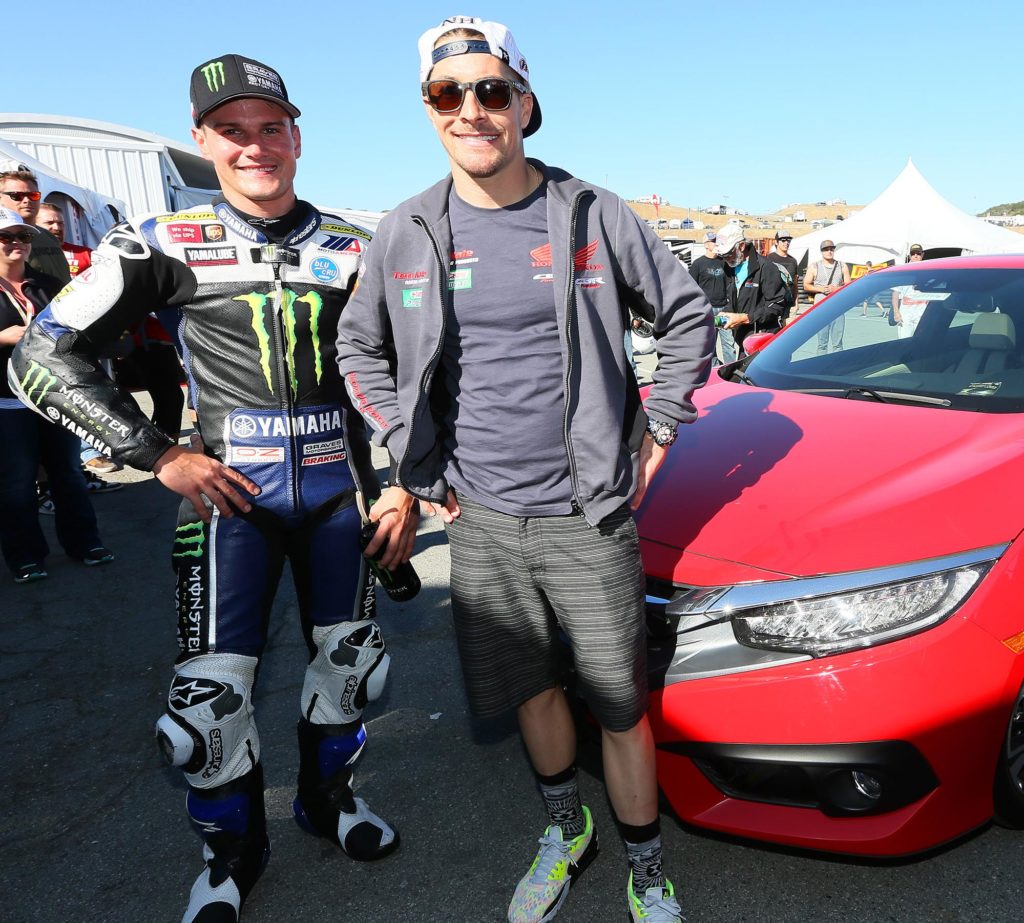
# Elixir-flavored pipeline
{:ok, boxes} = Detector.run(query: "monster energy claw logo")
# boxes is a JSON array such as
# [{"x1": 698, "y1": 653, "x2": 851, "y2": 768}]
[
  {"x1": 21, "y1": 362, "x2": 58, "y2": 403},
  {"x1": 201, "y1": 60, "x2": 226, "y2": 92},
  {"x1": 173, "y1": 522, "x2": 205, "y2": 560},
  {"x1": 234, "y1": 290, "x2": 324, "y2": 397}
]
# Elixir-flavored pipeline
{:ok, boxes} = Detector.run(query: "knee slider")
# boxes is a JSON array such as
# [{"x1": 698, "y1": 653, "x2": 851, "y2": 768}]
[
  {"x1": 301, "y1": 620, "x2": 389, "y2": 725},
  {"x1": 155, "y1": 653, "x2": 260, "y2": 790}
]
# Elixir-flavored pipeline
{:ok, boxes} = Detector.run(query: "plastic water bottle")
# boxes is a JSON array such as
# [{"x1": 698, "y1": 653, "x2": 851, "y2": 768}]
[{"x1": 359, "y1": 521, "x2": 421, "y2": 601}]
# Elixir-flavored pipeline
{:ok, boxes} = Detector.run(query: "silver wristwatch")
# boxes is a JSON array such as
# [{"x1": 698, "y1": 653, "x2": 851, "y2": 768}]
[{"x1": 646, "y1": 418, "x2": 678, "y2": 447}]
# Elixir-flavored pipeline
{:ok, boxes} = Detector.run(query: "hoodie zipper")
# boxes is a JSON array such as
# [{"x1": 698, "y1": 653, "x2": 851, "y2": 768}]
[
  {"x1": 395, "y1": 215, "x2": 449, "y2": 495},
  {"x1": 561, "y1": 190, "x2": 593, "y2": 518}
]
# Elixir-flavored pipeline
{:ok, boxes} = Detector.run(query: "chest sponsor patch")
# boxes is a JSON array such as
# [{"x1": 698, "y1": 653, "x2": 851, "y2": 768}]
[
  {"x1": 317, "y1": 234, "x2": 363, "y2": 254},
  {"x1": 301, "y1": 451, "x2": 346, "y2": 466},
  {"x1": 185, "y1": 246, "x2": 239, "y2": 267},
  {"x1": 227, "y1": 446, "x2": 285, "y2": 464},
  {"x1": 310, "y1": 257, "x2": 339, "y2": 283},
  {"x1": 402, "y1": 288, "x2": 423, "y2": 308},
  {"x1": 449, "y1": 268, "x2": 472, "y2": 290},
  {"x1": 303, "y1": 438, "x2": 345, "y2": 456},
  {"x1": 166, "y1": 223, "x2": 203, "y2": 244},
  {"x1": 319, "y1": 223, "x2": 372, "y2": 240}
]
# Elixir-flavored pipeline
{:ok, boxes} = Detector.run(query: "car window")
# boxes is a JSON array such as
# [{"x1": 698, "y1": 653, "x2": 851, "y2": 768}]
[{"x1": 742, "y1": 268, "x2": 1024, "y2": 411}]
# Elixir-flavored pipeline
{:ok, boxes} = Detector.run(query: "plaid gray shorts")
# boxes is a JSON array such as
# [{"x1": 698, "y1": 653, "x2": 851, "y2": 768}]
[{"x1": 445, "y1": 495, "x2": 648, "y2": 732}]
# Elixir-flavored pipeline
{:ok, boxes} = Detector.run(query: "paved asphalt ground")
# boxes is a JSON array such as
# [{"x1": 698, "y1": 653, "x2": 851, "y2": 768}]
[{"x1": 3, "y1": 374, "x2": 1024, "y2": 923}]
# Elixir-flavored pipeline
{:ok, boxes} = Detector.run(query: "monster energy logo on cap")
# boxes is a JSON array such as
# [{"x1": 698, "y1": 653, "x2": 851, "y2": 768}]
[
  {"x1": 200, "y1": 60, "x2": 226, "y2": 92},
  {"x1": 234, "y1": 289, "x2": 324, "y2": 398},
  {"x1": 190, "y1": 53, "x2": 301, "y2": 127}
]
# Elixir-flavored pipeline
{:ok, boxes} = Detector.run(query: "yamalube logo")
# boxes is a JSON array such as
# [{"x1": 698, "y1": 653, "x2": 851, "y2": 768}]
[{"x1": 46, "y1": 407, "x2": 60, "y2": 421}]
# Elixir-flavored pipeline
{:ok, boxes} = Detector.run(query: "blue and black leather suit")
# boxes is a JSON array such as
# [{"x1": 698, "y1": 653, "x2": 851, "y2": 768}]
[{"x1": 9, "y1": 197, "x2": 398, "y2": 910}]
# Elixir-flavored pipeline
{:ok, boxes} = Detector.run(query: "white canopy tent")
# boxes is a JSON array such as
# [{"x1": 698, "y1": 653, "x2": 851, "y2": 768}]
[
  {"x1": 790, "y1": 159, "x2": 1024, "y2": 268},
  {"x1": 0, "y1": 139, "x2": 125, "y2": 247}
]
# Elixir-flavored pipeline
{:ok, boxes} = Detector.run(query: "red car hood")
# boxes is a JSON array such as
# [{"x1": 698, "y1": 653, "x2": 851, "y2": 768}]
[{"x1": 637, "y1": 378, "x2": 1024, "y2": 581}]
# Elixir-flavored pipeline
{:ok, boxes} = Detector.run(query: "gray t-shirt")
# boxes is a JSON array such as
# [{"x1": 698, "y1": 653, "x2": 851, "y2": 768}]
[{"x1": 438, "y1": 182, "x2": 573, "y2": 516}]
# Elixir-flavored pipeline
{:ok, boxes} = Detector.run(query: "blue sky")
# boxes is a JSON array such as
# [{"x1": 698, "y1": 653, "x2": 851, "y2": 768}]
[{"x1": 11, "y1": 0, "x2": 1021, "y2": 215}]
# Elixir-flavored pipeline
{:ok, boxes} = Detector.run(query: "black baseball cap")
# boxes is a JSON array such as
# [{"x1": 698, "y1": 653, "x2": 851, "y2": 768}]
[{"x1": 190, "y1": 54, "x2": 301, "y2": 127}]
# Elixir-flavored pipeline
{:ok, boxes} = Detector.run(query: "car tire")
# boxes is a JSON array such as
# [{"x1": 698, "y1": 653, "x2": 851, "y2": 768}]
[{"x1": 993, "y1": 682, "x2": 1024, "y2": 828}]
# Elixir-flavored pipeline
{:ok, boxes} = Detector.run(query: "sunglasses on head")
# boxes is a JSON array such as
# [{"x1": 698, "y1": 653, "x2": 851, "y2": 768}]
[
  {"x1": 2, "y1": 190, "x2": 42, "y2": 203},
  {"x1": 0, "y1": 231, "x2": 34, "y2": 244},
  {"x1": 422, "y1": 76, "x2": 529, "y2": 113}
]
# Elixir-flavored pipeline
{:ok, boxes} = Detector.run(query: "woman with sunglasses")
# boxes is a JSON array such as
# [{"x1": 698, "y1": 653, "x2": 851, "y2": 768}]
[{"x1": 0, "y1": 207, "x2": 112, "y2": 583}]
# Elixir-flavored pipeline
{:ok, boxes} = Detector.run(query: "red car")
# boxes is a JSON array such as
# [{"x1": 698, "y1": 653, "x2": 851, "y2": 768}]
[{"x1": 636, "y1": 255, "x2": 1024, "y2": 856}]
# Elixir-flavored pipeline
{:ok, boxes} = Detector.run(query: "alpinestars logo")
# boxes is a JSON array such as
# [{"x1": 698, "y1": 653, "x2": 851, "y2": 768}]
[
  {"x1": 201, "y1": 61, "x2": 226, "y2": 92},
  {"x1": 169, "y1": 677, "x2": 225, "y2": 709},
  {"x1": 233, "y1": 289, "x2": 324, "y2": 397},
  {"x1": 529, "y1": 240, "x2": 604, "y2": 271}
]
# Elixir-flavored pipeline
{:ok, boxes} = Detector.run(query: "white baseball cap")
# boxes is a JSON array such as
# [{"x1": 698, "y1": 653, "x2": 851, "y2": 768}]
[
  {"x1": 714, "y1": 223, "x2": 745, "y2": 255},
  {"x1": 0, "y1": 206, "x2": 38, "y2": 234},
  {"x1": 418, "y1": 15, "x2": 542, "y2": 136}
]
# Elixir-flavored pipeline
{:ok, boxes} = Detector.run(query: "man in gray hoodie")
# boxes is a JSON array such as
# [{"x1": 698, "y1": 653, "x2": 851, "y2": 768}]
[{"x1": 336, "y1": 15, "x2": 712, "y2": 923}]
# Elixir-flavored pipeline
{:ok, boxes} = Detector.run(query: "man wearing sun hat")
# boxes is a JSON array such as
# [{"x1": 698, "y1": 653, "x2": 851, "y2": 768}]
[
  {"x1": 337, "y1": 15, "x2": 713, "y2": 922},
  {"x1": 11, "y1": 52, "x2": 399, "y2": 923}
]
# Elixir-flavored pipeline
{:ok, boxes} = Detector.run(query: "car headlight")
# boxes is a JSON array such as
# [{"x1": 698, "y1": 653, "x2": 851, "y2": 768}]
[{"x1": 732, "y1": 563, "x2": 991, "y2": 657}]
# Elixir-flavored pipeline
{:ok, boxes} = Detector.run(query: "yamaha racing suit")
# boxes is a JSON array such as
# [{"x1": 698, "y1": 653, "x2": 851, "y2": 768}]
[{"x1": 9, "y1": 197, "x2": 399, "y2": 910}]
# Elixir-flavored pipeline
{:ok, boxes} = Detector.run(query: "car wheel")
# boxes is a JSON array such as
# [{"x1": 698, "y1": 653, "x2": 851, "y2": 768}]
[{"x1": 993, "y1": 682, "x2": 1024, "y2": 828}]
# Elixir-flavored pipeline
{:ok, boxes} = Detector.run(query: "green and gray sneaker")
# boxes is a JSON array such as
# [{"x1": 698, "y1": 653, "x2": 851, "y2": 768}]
[
  {"x1": 627, "y1": 871, "x2": 682, "y2": 922},
  {"x1": 507, "y1": 805, "x2": 598, "y2": 923}
]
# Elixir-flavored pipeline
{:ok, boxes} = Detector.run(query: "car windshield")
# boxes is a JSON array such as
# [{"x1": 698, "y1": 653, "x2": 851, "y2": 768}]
[{"x1": 738, "y1": 266, "x2": 1024, "y2": 412}]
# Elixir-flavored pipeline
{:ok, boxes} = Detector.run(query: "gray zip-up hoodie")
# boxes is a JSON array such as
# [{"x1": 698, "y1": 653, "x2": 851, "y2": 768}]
[{"x1": 336, "y1": 160, "x2": 713, "y2": 525}]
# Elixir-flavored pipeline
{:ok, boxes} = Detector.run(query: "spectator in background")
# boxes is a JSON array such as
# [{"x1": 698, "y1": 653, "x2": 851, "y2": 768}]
[
  {"x1": 0, "y1": 162, "x2": 71, "y2": 284},
  {"x1": 804, "y1": 239, "x2": 851, "y2": 353},
  {"x1": 689, "y1": 230, "x2": 735, "y2": 362},
  {"x1": 892, "y1": 243, "x2": 927, "y2": 337},
  {"x1": 766, "y1": 231, "x2": 799, "y2": 318},
  {"x1": 36, "y1": 203, "x2": 92, "y2": 277},
  {"x1": 0, "y1": 207, "x2": 112, "y2": 583},
  {"x1": 715, "y1": 224, "x2": 792, "y2": 355}
]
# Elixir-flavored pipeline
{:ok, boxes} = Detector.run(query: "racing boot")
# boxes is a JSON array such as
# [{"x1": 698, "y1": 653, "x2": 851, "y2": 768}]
[
  {"x1": 182, "y1": 765, "x2": 270, "y2": 923},
  {"x1": 292, "y1": 717, "x2": 399, "y2": 860}
]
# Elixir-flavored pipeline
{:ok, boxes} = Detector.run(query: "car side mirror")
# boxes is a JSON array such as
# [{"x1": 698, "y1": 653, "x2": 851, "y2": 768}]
[{"x1": 743, "y1": 331, "x2": 777, "y2": 354}]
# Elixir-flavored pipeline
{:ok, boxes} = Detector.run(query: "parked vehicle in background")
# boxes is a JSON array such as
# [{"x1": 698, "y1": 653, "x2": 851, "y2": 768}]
[{"x1": 630, "y1": 256, "x2": 1024, "y2": 856}]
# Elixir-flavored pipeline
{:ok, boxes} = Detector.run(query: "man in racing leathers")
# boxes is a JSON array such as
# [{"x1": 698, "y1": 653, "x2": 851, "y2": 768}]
[{"x1": 9, "y1": 54, "x2": 400, "y2": 923}]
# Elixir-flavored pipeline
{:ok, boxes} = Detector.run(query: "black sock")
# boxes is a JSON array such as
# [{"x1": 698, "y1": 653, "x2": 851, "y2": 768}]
[
  {"x1": 536, "y1": 766, "x2": 586, "y2": 838},
  {"x1": 621, "y1": 818, "x2": 665, "y2": 893}
]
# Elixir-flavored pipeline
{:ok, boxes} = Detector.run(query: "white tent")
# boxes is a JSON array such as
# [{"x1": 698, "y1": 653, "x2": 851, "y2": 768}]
[
  {"x1": 0, "y1": 139, "x2": 124, "y2": 247},
  {"x1": 790, "y1": 159, "x2": 1024, "y2": 268}
]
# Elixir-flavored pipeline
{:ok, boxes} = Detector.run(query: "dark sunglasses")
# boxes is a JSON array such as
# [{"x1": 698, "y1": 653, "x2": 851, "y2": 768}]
[
  {"x1": 821, "y1": 246, "x2": 836, "y2": 251},
  {"x1": 422, "y1": 76, "x2": 528, "y2": 113},
  {"x1": 1, "y1": 190, "x2": 42, "y2": 202},
  {"x1": 0, "y1": 231, "x2": 34, "y2": 244}
]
